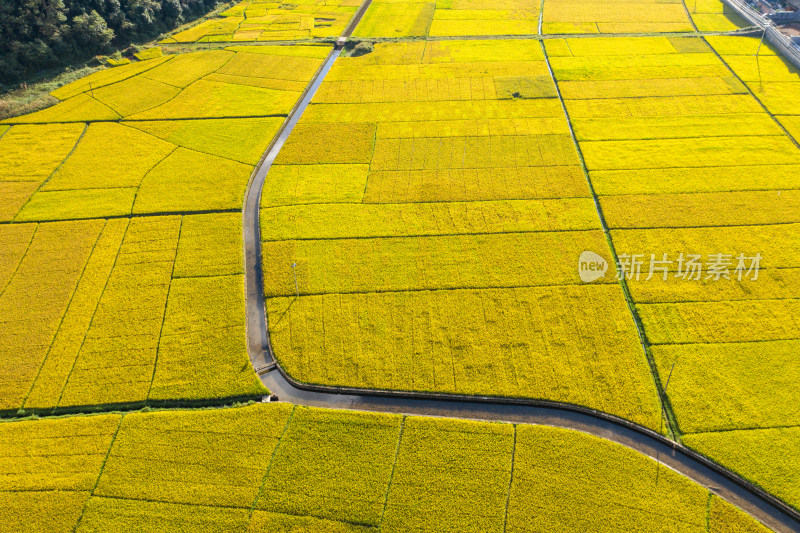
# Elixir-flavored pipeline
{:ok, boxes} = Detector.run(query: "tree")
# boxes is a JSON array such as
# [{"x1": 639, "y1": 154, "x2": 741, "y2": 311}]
[{"x1": 0, "y1": 0, "x2": 219, "y2": 87}]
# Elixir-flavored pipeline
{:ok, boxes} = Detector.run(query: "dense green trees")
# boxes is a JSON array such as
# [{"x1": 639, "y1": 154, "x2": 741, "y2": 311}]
[{"x1": 0, "y1": 0, "x2": 220, "y2": 86}]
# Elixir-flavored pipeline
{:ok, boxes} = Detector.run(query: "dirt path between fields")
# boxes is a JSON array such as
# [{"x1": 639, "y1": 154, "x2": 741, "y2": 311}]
[{"x1": 240, "y1": 15, "x2": 800, "y2": 533}]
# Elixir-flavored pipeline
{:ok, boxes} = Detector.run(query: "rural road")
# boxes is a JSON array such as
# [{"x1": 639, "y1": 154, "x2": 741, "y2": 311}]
[{"x1": 240, "y1": 11, "x2": 800, "y2": 533}]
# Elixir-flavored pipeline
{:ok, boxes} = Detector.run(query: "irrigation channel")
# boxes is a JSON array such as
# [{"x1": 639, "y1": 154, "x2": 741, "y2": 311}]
[{"x1": 240, "y1": 12, "x2": 800, "y2": 533}]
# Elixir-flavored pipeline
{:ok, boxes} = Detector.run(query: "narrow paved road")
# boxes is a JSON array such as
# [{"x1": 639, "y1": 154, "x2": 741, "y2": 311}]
[{"x1": 240, "y1": 16, "x2": 800, "y2": 533}]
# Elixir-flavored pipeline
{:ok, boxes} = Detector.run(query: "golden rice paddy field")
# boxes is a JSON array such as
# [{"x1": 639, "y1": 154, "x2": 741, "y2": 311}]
[
  {"x1": 548, "y1": 34, "x2": 800, "y2": 508},
  {"x1": 262, "y1": 39, "x2": 664, "y2": 431},
  {"x1": 0, "y1": 403, "x2": 770, "y2": 532},
  {"x1": 687, "y1": 0, "x2": 749, "y2": 32},
  {"x1": 259, "y1": 34, "x2": 800, "y2": 513},
  {"x1": 352, "y1": 0, "x2": 748, "y2": 38},
  {"x1": 0, "y1": 44, "x2": 331, "y2": 411},
  {"x1": 165, "y1": 0, "x2": 362, "y2": 43},
  {"x1": 542, "y1": 0, "x2": 693, "y2": 35},
  {"x1": 1, "y1": 0, "x2": 799, "y2": 527}
]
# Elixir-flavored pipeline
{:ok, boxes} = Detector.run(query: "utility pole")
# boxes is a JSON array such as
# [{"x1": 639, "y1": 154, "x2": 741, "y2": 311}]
[
  {"x1": 756, "y1": 22, "x2": 769, "y2": 92},
  {"x1": 655, "y1": 361, "x2": 676, "y2": 486},
  {"x1": 291, "y1": 262, "x2": 299, "y2": 298},
  {"x1": 663, "y1": 362, "x2": 676, "y2": 393}
]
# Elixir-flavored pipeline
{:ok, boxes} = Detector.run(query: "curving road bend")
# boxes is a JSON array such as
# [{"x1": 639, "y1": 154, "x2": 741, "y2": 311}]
[{"x1": 240, "y1": 21, "x2": 800, "y2": 533}]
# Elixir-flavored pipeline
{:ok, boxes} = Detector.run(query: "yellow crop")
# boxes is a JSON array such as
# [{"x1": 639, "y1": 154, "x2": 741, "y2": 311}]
[
  {"x1": 91, "y1": 75, "x2": 180, "y2": 117},
  {"x1": 709, "y1": 495, "x2": 772, "y2": 533},
  {"x1": 591, "y1": 164, "x2": 800, "y2": 195},
  {"x1": 225, "y1": 44, "x2": 332, "y2": 58},
  {"x1": 706, "y1": 37, "x2": 800, "y2": 115},
  {"x1": 561, "y1": 76, "x2": 746, "y2": 99},
  {"x1": 304, "y1": 99, "x2": 563, "y2": 123},
  {"x1": 251, "y1": 511, "x2": 372, "y2": 532},
  {"x1": 276, "y1": 123, "x2": 375, "y2": 164},
  {"x1": 9, "y1": 213, "x2": 269, "y2": 411},
  {"x1": 0, "y1": 403, "x2": 772, "y2": 531},
  {"x1": 15, "y1": 188, "x2": 138, "y2": 221},
  {"x1": 217, "y1": 52, "x2": 324, "y2": 82},
  {"x1": 0, "y1": 183, "x2": 37, "y2": 222},
  {"x1": 315, "y1": 77, "x2": 501, "y2": 102},
  {"x1": 142, "y1": 50, "x2": 234, "y2": 88},
  {"x1": 0, "y1": 123, "x2": 85, "y2": 220},
  {"x1": 133, "y1": 148, "x2": 252, "y2": 213},
  {"x1": 601, "y1": 190, "x2": 800, "y2": 228},
  {"x1": 429, "y1": 18, "x2": 538, "y2": 37},
  {"x1": 707, "y1": 35, "x2": 781, "y2": 56},
  {"x1": 174, "y1": 213, "x2": 244, "y2": 277},
  {"x1": 685, "y1": 427, "x2": 800, "y2": 511},
  {"x1": 625, "y1": 266, "x2": 799, "y2": 305},
  {"x1": 573, "y1": 114, "x2": 777, "y2": 141},
  {"x1": 383, "y1": 417, "x2": 514, "y2": 532},
  {"x1": 423, "y1": 39, "x2": 545, "y2": 63},
  {"x1": 0, "y1": 413, "x2": 121, "y2": 490},
  {"x1": 362, "y1": 165, "x2": 588, "y2": 202},
  {"x1": 611, "y1": 225, "x2": 799, "y2": 270},
  {"x1": 640, "y1": 300, "x2": 800, "y2": 345},
  {"x1": 134, "y1": 47, "x2": 163, "y2": 61},
  {"x1": 149, "y1": 274, "x2": 266, "y2": 400},
  {"x1": 106, "y1": 57, "x2": 130, "y2": 67},
  {"x1": 95, "y1": 403, "x2": 293, "y2": 507},
  {"x1": 507, "y1": 425, "x2": 710, "y2": 531},
  {"x1": 261, "y1": 198, "x2": 599, "y2": 240},
  {"x1": 375, "y1": 117, "x2": 571, "y2": 137},
  {"x1": 543, "y1": 0, "x2": 692, "y2": 34},
  {"x1": 0, "y1": 224, "x2": 36, "y2": 290},
  {"x1": 43, "y1": 122, "x2": 174, "y2": 191},
  {"x1": 78, "y1": 498, "x2": 252, "y2": 532},
  {"x1": 6, "y1": 47, "x2": 326, "y2": 223},
  {"x1": 327, "y1": 61, "x2": 550, "y2": 81},
  {"x1": 50, "y1": 56, "x2": 172, "y2": 100},
  {"x1": 6, "y1": 47, "x2": 325, "y2": 125},
  {"x1": 315, "y1": 73, "x2": 559, "y2": 104},
  {"x1": 267, "y1": 285, "x2": 662, "y2": 429},
  {"x1": 257, "y1": 406, "x2": 402, "y2": 525},
  {"x1": 353, "y1": 3, "x2": 436, "y2": 38},
  {"x1": 581, "y1": 135, "x2": 798, "y2": 171},
  {"x1": 24, "y1": 219, "x2": 129, "y2": 409},
  {"x1": 549, "y1": 52, "x2": 729, "y2": 81},
  {"x1": 263, "y1": 164, "x2": 370, "y2": 206},
  {"x1": 691, "y1": 13, "x2": 748, "y2": 32},
  {"x1": 168, "y1": 0, "x2": 352, "y2": 42},
  {"x1": 0, "y1": 123, "x2": 85, "y2": 182},
  {"x1": 565, "y1": 94, "x2": 761, "y2": 118},
  {"x1": 1, "y1": 92, "x2": 121, "y2": 124},
  {"x1": 57, "y1": 216, "x2": 181, "y2": 407},
  {"x1": 717, "y1": 54, "x2": 799, "y2": 83},
  {"x1": 259, "y1": 40, "x2": 665, "y2": 429},
  {"x1": 541, "y1": 21, "x2": 599, "y2": 33},
  {"x1": 651, "y1": 340, "x2": 800, "y2": 433},
  {"x1": 202, "y1": 72, "x2": 308, "y2": 91},
  {"x1": 369, "y1": 134, "x2": 576, "y2": 170},
  {"x1": 263, "y1": 230, "x2": 613, "y2": 295},
  {"x1": 0, "y1": 220, "x2": 105, "y2": 410},
  {"x1": 355, "y1": 0, "x2": 541, "y2": 38},
  {"x1": 170, "y1": 17, "x2": 242, "y2": 42},
  {"x1": 126, "y1": 79, "x2": 299, "y2": 120},
  {"x1": 549, "y1": 36, "x2": 695, "y2": 57},
  {"x1": 1, "y1": 492, "x2": 90, "y2": 533},
  {"x1": 0, "y1": 30, "x2": 797, "y2": 530},
  {"x1": 127, "y1": 117, "x2": 284, "y2": 165}
]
